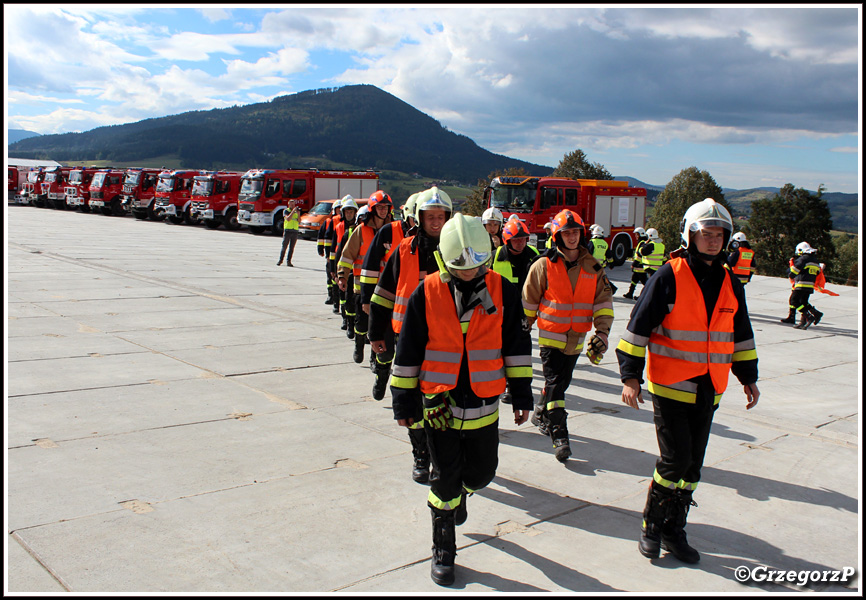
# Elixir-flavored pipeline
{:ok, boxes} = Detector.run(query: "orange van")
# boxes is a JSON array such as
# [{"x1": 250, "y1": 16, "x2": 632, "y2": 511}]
[{"x1": 299, "y1": 198, "x2": 368, "y2": 239}]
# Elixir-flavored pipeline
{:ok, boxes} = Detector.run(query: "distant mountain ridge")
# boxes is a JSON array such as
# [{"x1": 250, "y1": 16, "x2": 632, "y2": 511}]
[
  {"x1": 8, "y1": 129, "x2": 41, "y2": 144},
  {"x1": 7, "y1": 85, "x2": 552, "y2": 183}
]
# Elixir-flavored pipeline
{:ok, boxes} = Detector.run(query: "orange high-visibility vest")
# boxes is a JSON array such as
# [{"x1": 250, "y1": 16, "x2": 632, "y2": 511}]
[
  {"x1": 352, "y1": 225, "x2": 377, "y2": 278},
  {"x1": 420, "y1": 271, "x2": 506, "y2": 398},
  {"x1": 647, "y1": 257, "x2": 737, "y2": 396},
  {"x1": 731, "y1": 247, "x2": 754, "y2": 281},
  {"x1": 384, "y1": 221, "x2": 405, "y2": 264},
  {"x1": 392, "y1": 237, "x2": 422, "y2": 335},
  {"x1": 537, "y1": 257, "x2": 599, "y2": 337}
]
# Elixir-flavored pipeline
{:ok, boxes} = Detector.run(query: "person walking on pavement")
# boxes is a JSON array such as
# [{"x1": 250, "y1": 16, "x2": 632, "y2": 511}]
[
  {"x1": 522, "y1": 209, "x2": 614, "y2": 462},
  {"x1": 726, "y1": 231, "x2": 756, "y2": 286},
  {"x1": 318, "y1": 197, "x2": 343, "y2": 305},
  {"x1": 623, "y1": 227, "x2": 649, "y2": 299},
  {"x1": 332, "y1": 197, "x2": 359, "y2": 332},
  {"x1": 640, "y1": 228, "x2": 666, "y2": 278},
  {"x1": 481, "y1": 206, "x2": 504, "y2": 250},
  {"x1": 390, "y1": 213, "x2": 533, "y2": 586},
  {"x1": 781, "y1": 241, "x2": 823, "y2": 329},
  {"x1": 369, "y1": 187, "x2": 452, "y2": 483},
  {"x1": 588, "y1": 224, "x2": 617, "y2": 295},
  {"x1": 616, "y1": 198, "x2": 760, "y2": 565},
  {"x1": 338, "y1": 191, "x2": 394, "y2": 364},
  {"x1": 276, "y1": 199, "x2": 300, "y2": 267}
]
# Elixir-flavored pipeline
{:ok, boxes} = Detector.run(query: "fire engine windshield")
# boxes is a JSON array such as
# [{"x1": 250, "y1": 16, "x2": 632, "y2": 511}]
[
  {"x1": 91, "y1": 173, "x2": 107, "y2": 188},
  {"x1": 27, "y1": 172, "x2": 40, "y2": 183},
  {"x1": 156, "y1": 176, "x2": 175, "y2": 192},
  {"x1": 239, "y1": 178, "x2": 263, "y2": 199},
  {"x1": 125, "y1": 171, "x2": 142, "y2": 185},
  {"x1": 489, "y1": 181, "x2": 536, "y2": 213},
  {"x1": 68, "y1": 171, "x2": 83, "y2": 184},
  {"x1": 192, "y1": 178, "x2": 214, "y2": 197},
  {"x1": 44, "y1": 172, "x2": 58, "y2": 183}
]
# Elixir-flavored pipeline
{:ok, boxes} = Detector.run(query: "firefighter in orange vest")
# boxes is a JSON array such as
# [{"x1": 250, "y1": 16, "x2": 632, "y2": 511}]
[
  {"x1": 522, "y1": 209, "x2": 614, "y2": 462},
  {"x1": 390, "y1": 213, "x2": 533, "y2": 586},
  {"x1": 369, "y1": 188, "x2": 452, "y2": 483},
  {"x1": 338, "y1": 191, "x2": 393, "y2": 363},
  {"x1": 319, "y1": 197, "x2": 344, "y2": 307},
  {"x1": 726, "y1": 231, "x2": 756, "y2": 285},
  {"x1": 616, "y1": 198, "x2": 759, "y2": 565}
]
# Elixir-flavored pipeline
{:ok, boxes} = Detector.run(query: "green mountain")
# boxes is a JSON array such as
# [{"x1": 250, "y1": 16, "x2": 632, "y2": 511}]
[
  {"x1": 7, "y1": 85, "x2": 552, "y2": 184},
  {"x1": 8, "y1": 128, "x2": 41, "y2": 144}
]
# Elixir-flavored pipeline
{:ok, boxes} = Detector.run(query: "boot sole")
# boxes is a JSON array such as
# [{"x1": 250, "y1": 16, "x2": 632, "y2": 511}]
[
  {"x1": 638, "y1": 543, "x2": 660, "y2": 559},
  {"x1": 661, "y1": 541, "x2": 700, "y2": 564}
]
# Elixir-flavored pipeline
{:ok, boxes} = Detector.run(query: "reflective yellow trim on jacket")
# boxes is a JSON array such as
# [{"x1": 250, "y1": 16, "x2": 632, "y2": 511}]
[
  {"x1": 647, "y1": 380, "x2": 722, "y2": 405},
  {"x1": 616, "y1": 337, "x2": 647, "y2": 358}
]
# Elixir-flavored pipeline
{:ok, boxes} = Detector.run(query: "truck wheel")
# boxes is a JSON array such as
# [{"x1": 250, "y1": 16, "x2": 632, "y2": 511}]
[
  {"x1": 183, "y1": 206, "x2": 199, "y2": 226},
  {"x1": 204, "y1": 219, "x2": 221, "y2": 230},
  {"x1": 147, "y1": 202, "x2": 165, "y2": 221},
  {"x1": 80, "y1": 204, "x2": 91, "y2": 213},
  {"x1": 168, "y1": 215, "x2": 183, "y2": 224},
  {"x1": 132, "y1": 210, "x2": 148, "y2": 220},
  {"x1": 101, "y1": 206, "x2": 113, "y2": 216},
  {"x1": 249, "y1": 226, "x2": 265, "y2": 235},
  {"x1": 110, "y1": 197, "x2": 125, "y2": 217},
  {"x1": 223, "y1": 207, "x2": 240, "y2": 231},
  {"x1": 611, "y1": 236, "x2": 632, "y2": 267}
]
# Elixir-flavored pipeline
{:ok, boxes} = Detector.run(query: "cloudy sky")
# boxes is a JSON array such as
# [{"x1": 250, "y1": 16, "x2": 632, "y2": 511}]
[{"x1": 4, "y1": 5, "x2": 861, "y2": 192}]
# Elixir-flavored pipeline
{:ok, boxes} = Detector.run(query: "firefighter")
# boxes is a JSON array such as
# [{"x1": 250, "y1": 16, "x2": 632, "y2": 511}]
[
  {"x1": 277, "y1": 198, "x2": 300, "y2": 267},
  {"x1": 616, "y1": 198, "x2": 759, "y2": 565},
  {"x1": 390, "y1": 213, "x2": 533, "y2": 586},
  {"x1": 332, "y1": 197, "x2": 359, "y2": 333},
  {"x1": 589, "y1": 225, "x2": 617, "y2": 295},
  {"x1": 782, "y1": 241, "x2": 823, "y2": 329},
  {"x1": 481, "y1": 206, "x2": 504, "y2": 249},
  {"x1": 318, "y1": 197, "x2": 343, "y2": 306},
  {"x1": 543, "y1": 221, "x2": 554, "y2": 249},
  {"x1": 369, "y1": 187, "x2": 453, "y2": 484},
  {"x1": 338, "y1": 191, "x2": 394, "y2": 364},
  {"x1": 640, "y1": 228, "x2": 666, "y2": 278},
  {"x1": 523, "y1": 209, "x2": 614, "y2": 462},
  {"x1": 623, "y1": 227, "x2": 649, "y2": 299},
  {"x1": 726, "y1": 232, "x2": 756, "y2": 286}
]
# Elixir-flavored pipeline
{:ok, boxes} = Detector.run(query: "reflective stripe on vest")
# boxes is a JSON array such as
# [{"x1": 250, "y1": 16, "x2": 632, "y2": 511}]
[
  {"x1": 352, "y1": 225, "x2": 377, "y2": 278},
  {"x1": 537, "y1": 257, "x2": 598, "y2": 338},
  {"x1": 420, "y1": 272, "x2": 506, "y2": 398},
  {"x1": 731, "y1": 248, "x2": 754, "y2": 278},
  {"x1": 591, "y1": 239, "x2": 608, "y2": 264},
  {"x1": 642, "y1": 241, "x2": 665, "y2": 268},
  {"x1": 646, "y1": 257, "x2": 737, "y2": 401},
  {"x1": 632, "y1": 241, "x2": 646, "y2": 272},
  {"x1": 284, "y1": 210, "x2": 299, "y2": 230},
  {"x1": 392, "y1": 237, "x2": 422, "y2": 335}
]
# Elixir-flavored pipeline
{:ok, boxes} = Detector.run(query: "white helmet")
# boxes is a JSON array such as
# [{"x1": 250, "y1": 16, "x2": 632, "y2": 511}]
[
  {"x1": 543, "y1": 221, "x2": 553, "y2": 231},
  {"x1": 680, "y1": 198, "x2": 733, "y2": 249},
  {"x1": 646, "y1": 227, "x2": 660, "y2": 241},
  {"x1": 590, "y1": 224, "x2": 605, "y2": 238},
  {"x1": 340, "y1": 197, "x2": 359, "y2": 216},
  {"x1": 356, "y1": 204, "x2": 371, "y2": 223},
  {"x1": 402, "y1": 192, "x2": 420, "y2": 223},
  {"x1": 481, "y1": 207, "x2": 504, "y2": 225},
  {"x1": 414, "y1": 186, "x2": 453, "y2": 222},
  {"x1": 341, "y1": 194, "x2": 355, "y2": 205},
  {"x1": 732, "y1": 231, "x2": 747, "y2": 243},
  {"x1": 634, "y1": 227, "x2": 647, "y2": 239},
  {"x1": 795, "y1": 241, "x2": 815, "y2": 255}
]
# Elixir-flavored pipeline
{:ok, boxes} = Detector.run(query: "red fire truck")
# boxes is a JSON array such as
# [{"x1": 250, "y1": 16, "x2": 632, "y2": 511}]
[
  {"x1": 154, "y1": 169, "x2": 201, "y2": 225},
  {"x1": 237, "y1": 168, "x2": 379, "y2": 235},
  {"x1": 190, "y1": 171, "x2": 244, "y2": 230},
  {"x1": 41, "y1": 166, "x2": 74, "y2": 210},
  {"x1": 64, "y1": 167, "x2": 101, "y2": 212},
  {"x1": 485, "y1": 176, "x2": 646, "y2": 265},
  {"x1": 15, "y1": 168, "x2": 45, "y2": 205},
  {"x1": 88, "y1": 169, "x2": 127, "y2": 216},
  {"x1": 8, "y1": 166, "x2": 26, "y2": 202},
  {"x1": 122, "y1": 168, "x2": 163, "y2": 221}
]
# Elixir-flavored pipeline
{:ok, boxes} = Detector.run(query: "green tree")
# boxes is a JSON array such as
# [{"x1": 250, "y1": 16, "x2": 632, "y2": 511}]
[
  {"x1": 552, "y1": 149, "x2": 613, "y2": 180},
  {"x1": 746, "y1": 184, "x2": 837, "y2": 278},
  {"x1": 828, "y1": 235, "x2": 858, "y2": 286},
  {"x1": 649, "y1": 167, "x2": 729, "y2": 252},
  {"x1": 462, "y1": 167, "x2": 530, "y2": 216}
]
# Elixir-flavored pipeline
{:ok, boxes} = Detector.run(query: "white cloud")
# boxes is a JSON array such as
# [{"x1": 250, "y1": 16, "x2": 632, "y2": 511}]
[
  {"x1": 198, "y1": 7, "x2": 231, "y2": 23},
  {"x1": 6, "y1": 91, "x2": 85, "y2": 105}
]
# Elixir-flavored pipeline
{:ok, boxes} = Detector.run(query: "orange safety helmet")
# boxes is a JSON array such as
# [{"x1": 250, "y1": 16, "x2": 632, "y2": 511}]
[
  {"x1": 501, "y1": 218, "x2": 530, "y2": 243},
  {"x1": 368, "y1": 190, "x2": 393, "y2": 209},
  {"x1": 549, "y1": 209, "x2": 585, "y2": 241}
]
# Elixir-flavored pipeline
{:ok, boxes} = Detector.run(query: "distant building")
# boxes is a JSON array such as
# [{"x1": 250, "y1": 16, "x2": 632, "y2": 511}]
[{"x1": 7, "y1": 157, "x2": 62, "y2": 169}]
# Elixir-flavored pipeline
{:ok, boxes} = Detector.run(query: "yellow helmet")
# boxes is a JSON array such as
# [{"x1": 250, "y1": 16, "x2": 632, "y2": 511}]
[{"x1": 437, "y1": 212, "x2": 492, "y2": 276}]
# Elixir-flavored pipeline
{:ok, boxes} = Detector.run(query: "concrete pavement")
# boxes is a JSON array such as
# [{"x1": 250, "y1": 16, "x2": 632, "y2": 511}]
[{"x1": 5, "y1": 204, "x2": 861, "y2": 594}]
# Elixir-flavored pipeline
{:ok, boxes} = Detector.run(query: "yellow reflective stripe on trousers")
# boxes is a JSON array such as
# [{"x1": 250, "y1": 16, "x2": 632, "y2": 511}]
[{"x1": 428, "y1": 490, "x2": 463, "y2": 511}]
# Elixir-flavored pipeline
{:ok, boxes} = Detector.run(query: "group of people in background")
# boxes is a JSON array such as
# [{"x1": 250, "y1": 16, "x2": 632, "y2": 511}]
[{"x1": 290, "y1": 190, "x2": 843, "y2": 586}]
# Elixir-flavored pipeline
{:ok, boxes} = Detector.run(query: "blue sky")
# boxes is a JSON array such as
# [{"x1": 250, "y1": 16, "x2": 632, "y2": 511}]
[{"x1": 4, "y1": 5, "x2": 861, "y2": 193}]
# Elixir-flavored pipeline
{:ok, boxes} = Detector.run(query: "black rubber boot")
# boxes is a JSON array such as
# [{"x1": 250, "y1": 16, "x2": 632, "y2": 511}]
[
  {"x1": 793, "y1": 311, "x2": 812, "y2": 330},
  {"x1": 408, "y1": 428, "x2": 430, "y2": 484},
  {"x1": 551, "y1": 426, "x2": 572, "y2": 462},
  {"x1": 639, "y1": 483, "x2": 673, "y2": 559},
  {"x1": 807, "y1": 306, "x2": 823, "y2": 325},
  {"x1": 372, "y1": 361, "x2": 389, "y2": 400},
  {"x1": 623, "y1": 284, "x2": 636, "y2": 299},
  {"x1": 352, "y1": 334, "x2": 364, "y2": 363},
  {"x1": 346, "y1": 321, "x2": 355, "y2": 339},
  {"x1": 661, "y1": 490, "x2": 701, "y2": 564},
  {"x1": 454, "y1": 490, "x2": 468, "y2": 526},
  {"x1": 780, "y1": 308, "x2": 796, "y2": 324},
  {"x1": 430, "y1": 508, "x2": 457, "y2": 586},
  {"x1": 340, "y1": 316, "x2": 348, "y2": 330}
]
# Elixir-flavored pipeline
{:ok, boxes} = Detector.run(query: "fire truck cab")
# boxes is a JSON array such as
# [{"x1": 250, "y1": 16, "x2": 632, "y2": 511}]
[
  {"x1": 88, "y1": 169, "x2": 127, "y2": 216},
  {"x1": 41, "y1": 166, "x2": 74, "y2": 210},
  {"x1": 122, "y1": 168, "x2": 163, "y2": 221},
  {"x1": 65, "y1": 167, "x2": 101, "y2": 212},
  {"x1": 8, "y1": 166, "x2": 26, "y2": 203},
  {"x1": 237, "y1": 168, "x2": 379, "y2": 235},
  {"x1": 154, "y1": 169, "x2": 201, "y2": 225},
  {"x1": 16, "y1": 168, "x2": 45, "y2": 206},
  {"x1": 190, "y1": 171, "x2": 244, "y2": 230},
  {"x1": 485, "y1": 176, "x2": 646, "y2": 266}
]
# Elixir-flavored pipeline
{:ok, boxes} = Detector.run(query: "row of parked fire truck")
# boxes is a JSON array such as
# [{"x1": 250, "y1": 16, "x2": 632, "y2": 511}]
[
  {"x1": 9, "y1": 164, "x2": 648, "y2": 263},
  {"x1": 8, "y1": 165, "x2": 381, "y2": 235}
]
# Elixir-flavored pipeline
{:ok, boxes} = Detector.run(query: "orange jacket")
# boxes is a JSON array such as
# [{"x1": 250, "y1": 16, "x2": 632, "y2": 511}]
[
  {"x1": 647, "y1": 257, "x2": 737, "y2": 397},
  {"x1": 391, "y1": 237, "x2": 422, "y2": 335},
  {"x1": 536, "y1": 257, "x2": 599, "y2": 340},
  {"x1": 420, "y1": 271, "x2": 506, "y2": 398},
  {"x1": 731, "y1": 247, "x2": 754, "y2": 281}
]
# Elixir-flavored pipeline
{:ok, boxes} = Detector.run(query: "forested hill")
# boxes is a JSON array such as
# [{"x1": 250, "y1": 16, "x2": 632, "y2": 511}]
[{"x1": 7, "y1": 85, "x2": 552, "y2": 184}]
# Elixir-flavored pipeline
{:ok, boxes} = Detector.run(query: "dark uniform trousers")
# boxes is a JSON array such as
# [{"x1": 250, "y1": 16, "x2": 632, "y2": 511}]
[
  {"x1": 539, "y1": 347, "x2": 580, "y2": 426},
  {"x1": 426, "y1": 417, "x2": 499, "y2": 509},
  {"x1": 788, "y1": 288, "x2": 814, "y2": 314},
  {"x1": 651, "y1": 377, "x2": 718, "y2": 488}
]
